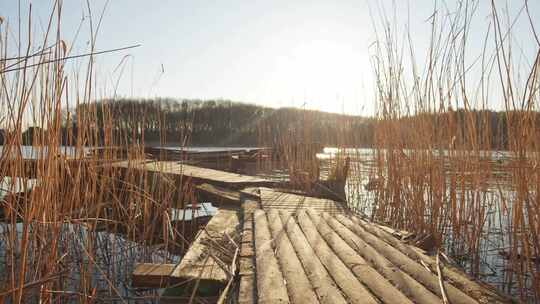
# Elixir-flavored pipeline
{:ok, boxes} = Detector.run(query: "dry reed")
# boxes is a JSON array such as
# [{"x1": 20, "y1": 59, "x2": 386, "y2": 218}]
[
  {"x1": 367, "y1": 1, "x2": 540, "y2": 301},
  {"x1": 0, "y1": 2, "x2": 198, "y2": 303}
]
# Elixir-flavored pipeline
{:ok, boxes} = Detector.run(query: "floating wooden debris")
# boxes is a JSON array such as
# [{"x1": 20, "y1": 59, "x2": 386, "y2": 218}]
[{"x1": 132, "y1": 263, "x2": 175, "y2": 288}]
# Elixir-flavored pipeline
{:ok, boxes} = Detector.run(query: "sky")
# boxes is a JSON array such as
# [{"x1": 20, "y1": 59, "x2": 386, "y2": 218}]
[{"x1": 1, "y1": 0, "x2": 539, "y2": 115}]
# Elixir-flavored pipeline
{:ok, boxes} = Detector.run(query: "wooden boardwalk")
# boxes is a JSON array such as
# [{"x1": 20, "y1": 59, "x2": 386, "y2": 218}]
[
  {"x1": 126, "y1": 161, "x2": 513, "y2": 304},
  {"x1": 239, "y1": 208, "x2": 512, "y2": 304},
  {"x1": 112, "y1": 160, "x2": 277, "y2": 188}
]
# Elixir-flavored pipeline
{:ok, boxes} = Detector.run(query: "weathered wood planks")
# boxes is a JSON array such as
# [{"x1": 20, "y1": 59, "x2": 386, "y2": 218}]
[
  {"x1": 120, "y1": 159, "x2": 512, "y2": 304},
  {"x1": 112, "y1": 160, "x2": 276, "y2": 188},
  {"x1": 259, "y1": 187, "x2": 347, "y2": 214},
  {"x1": 266, "y1": 210, "x2": 318, "y2": 304},
  {"x1": 239, "y1": 209, "x2": 513, "y2": 304},
  {"x1": 132, "y1": 263, "x2": 176, "y2": 288},
  {"x1": 195, "y1": 183, "x2": 259, "y2": 206},
  {"x1": 170, "y1": 208, "x2": 241, "y2": 283},
  {"x1": 238, "y1": 199, "x2": 259, "y2": 304},
  {"x1": 253, "y1": 209, "x2": 289, "y2": 303},
  {"x1": 305, "y1": 210, "x2": 414, "y2": 304},
  {"x1": 335, "y1": 214, "x2": 477, "y2": 304}
]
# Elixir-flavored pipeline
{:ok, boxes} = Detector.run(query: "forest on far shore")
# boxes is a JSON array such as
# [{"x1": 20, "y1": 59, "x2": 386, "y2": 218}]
[
  {"x1": 67, "y1": 98, "x2": 375, "y2": 147},
  {"x1": 2, "y1": 98, "x2": 538, "y2": 150}
]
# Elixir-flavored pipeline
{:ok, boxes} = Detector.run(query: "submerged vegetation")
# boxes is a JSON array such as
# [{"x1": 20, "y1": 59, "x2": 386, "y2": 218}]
[{"x1": 0, "y1": 0, "x2": 539, "y2": 303}]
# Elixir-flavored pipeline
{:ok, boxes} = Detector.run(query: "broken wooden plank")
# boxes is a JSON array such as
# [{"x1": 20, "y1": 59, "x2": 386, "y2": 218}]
[
  {"x1": 195, "y1": 183, "x2": 259, "y2": 206},
  {"x1": 196, "y1": 183, "x2": 242, "y2": 205},
  {"x1": 170, "y1": 208, "x2": 240, "y2": 283},
  {"x1": 132, "y1": 263, "x2": 175, "y2": 288}
]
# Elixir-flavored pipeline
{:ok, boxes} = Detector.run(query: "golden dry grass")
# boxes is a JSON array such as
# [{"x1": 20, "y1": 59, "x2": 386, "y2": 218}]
[{"x1": 368, "y1": 1, "x2": 540, "y2": 301}]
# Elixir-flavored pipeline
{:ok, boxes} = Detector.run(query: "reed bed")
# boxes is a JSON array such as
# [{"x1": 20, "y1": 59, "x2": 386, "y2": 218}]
[
  {"x1": 366, "y1": 1, "x2": 540, "y2": 301},
  {"x1": 0, "y1": 3, "x2": 202, "y2": 303}
]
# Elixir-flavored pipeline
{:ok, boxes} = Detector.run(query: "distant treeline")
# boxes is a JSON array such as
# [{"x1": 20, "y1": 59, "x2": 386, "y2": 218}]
[
  {"x1": 376, "y1": 109, "x2": 540, "y2": 151},
  {"x1": 68, "y1": 98, "x2": 374, "y2": 147},
  {"x1": 2, "y1": 98, "x2": 537, "y2": 150}
]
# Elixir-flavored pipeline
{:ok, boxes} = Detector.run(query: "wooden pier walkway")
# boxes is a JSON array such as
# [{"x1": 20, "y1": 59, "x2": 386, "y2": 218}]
[
  {"x1": 112, "y1": 160, "x2": 277, "y2": 188},
  {"x1": 239, "y1": 208, "x2": 510, "y2": 304},
  {"x1": 127, "y1": 160, "x2": 513, "y2": 304}
]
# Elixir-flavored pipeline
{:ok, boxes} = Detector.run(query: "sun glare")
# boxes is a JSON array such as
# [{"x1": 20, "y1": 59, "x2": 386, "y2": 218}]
[{"x1": 266, "y1": 39, "x2": 370, "y2": 113}]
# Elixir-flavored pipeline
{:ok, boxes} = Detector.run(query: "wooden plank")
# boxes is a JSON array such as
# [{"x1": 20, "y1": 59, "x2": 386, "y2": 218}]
[
  {"x1": 196, "y1": 183, "x2": 242, "y2": 206},
  {"x1": 238, "y1": 199, "x2": 258, "y2": 304},
  {"x1": 159, "y1": 295, "x2": 220, "y2": 304},
  {"x1": 113, "y1": 160, "x2": 275, "y2": 187},
  {"x1": 296, "y1": 210, "x2": 378, "y2": 304},
  {"x1": 335, "y1": 214, "x2": 478, "y2": 304},
  {"x1": 195, "y1": 183, "x2": 260, "y2": 207},
  {"x1": 348, "y1": 215, "x2": 513, "y2": 304},
  {"x1": 305, "y1": 210, "x2": 413, "y2": 304},
  {"x1": 170, "y1": 208, "x2": 240, "y2": 283},
  {"x1": 241, "y1": 187, "x2": 261, "y2": 197},
  {"x1": 321, "y1": 212, "x2": 441, "y2": 304},
  {"x1": 278, "y1": 211, "x2": 348, "y2": 304},
  {"x1": 132, "y1": 263, "x2": 175, "y2": 288},
  {"x1": 259, "y1": 188, "x2": 347, "y2": 214},
  {"x1": 267, "y1": 210, "x2": 319, "y2": 304},
  {"x1": 253, "y1": 209, "x2": 290, "y2": 304}
]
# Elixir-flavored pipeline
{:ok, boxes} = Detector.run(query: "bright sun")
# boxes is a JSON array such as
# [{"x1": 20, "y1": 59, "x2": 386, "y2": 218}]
[{"x1": 267, "y1": 39, "x2": 371, "y2": 114}]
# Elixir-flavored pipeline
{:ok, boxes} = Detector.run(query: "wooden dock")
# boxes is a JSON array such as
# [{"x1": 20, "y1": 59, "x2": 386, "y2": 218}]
[
  {"x1": 126, "y1": 160, "x2": 514, "y2": 304},
  {"x1": 0, "y1": 149, "x2": 517, "y2": 303},
  {"x1": 239, "y1": 209, "x2": 511, "y2": 304}
]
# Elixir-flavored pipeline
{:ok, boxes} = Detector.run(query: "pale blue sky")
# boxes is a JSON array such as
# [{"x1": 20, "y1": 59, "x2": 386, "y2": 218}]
[{"x1": 1, "y1": 1, "x2": 539, "y2": 115}]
